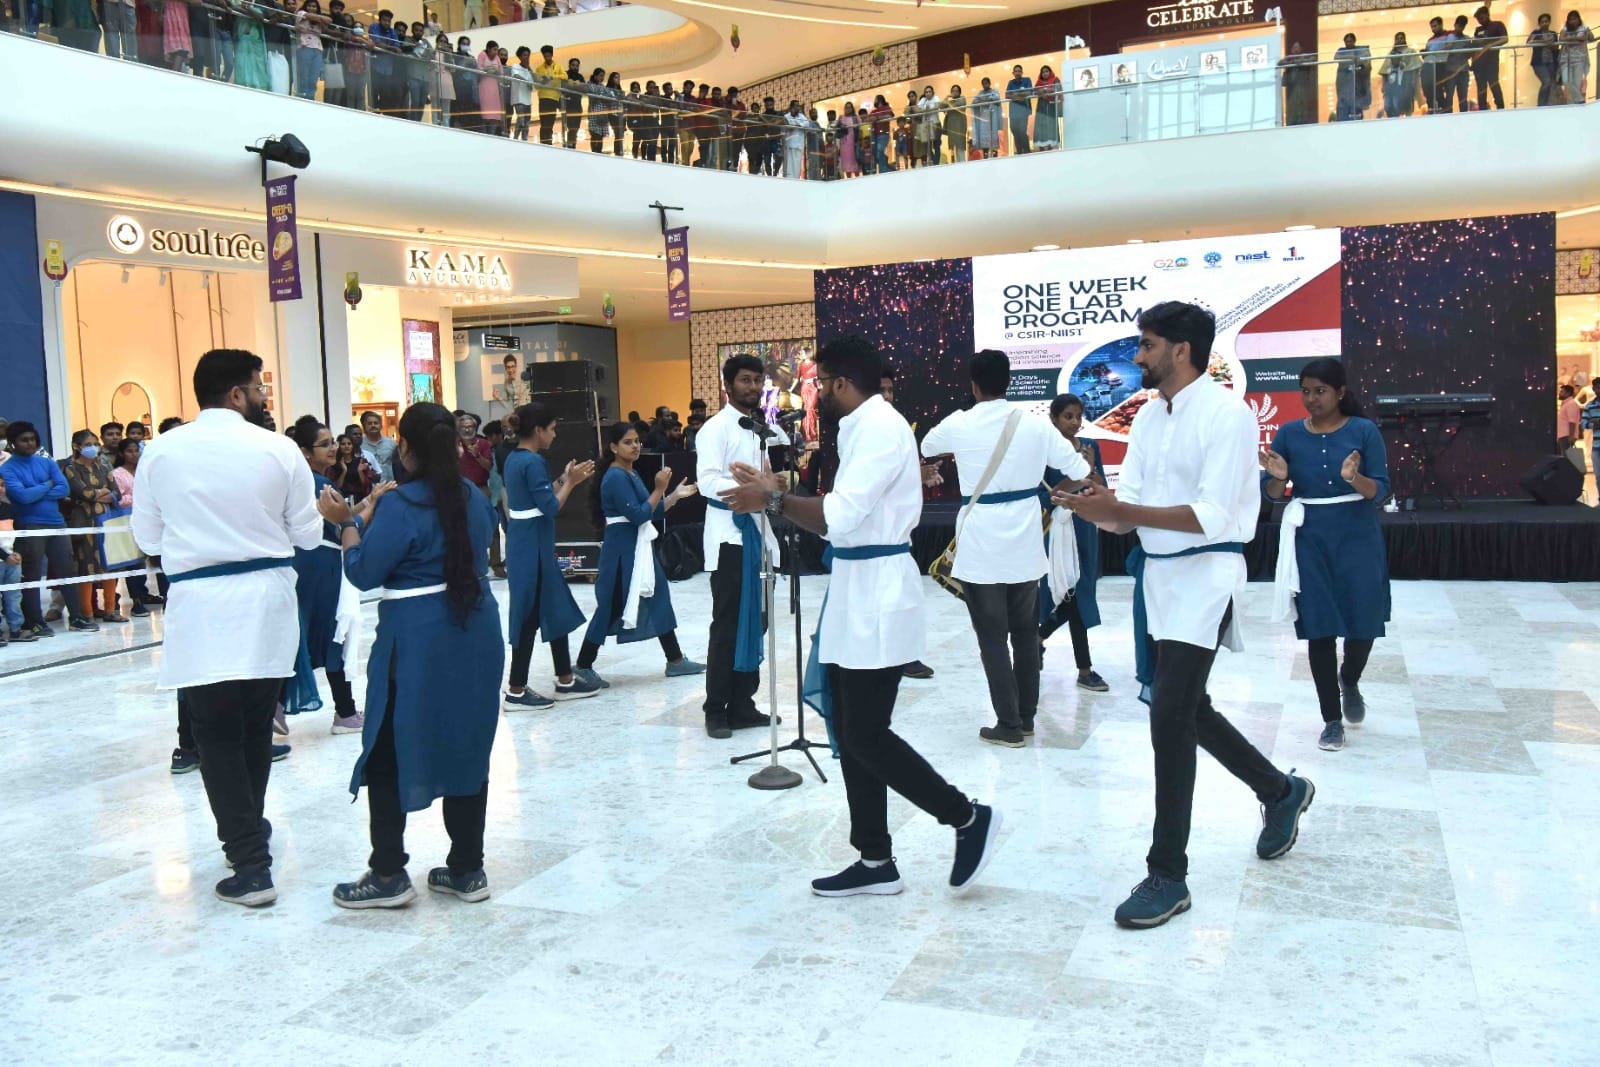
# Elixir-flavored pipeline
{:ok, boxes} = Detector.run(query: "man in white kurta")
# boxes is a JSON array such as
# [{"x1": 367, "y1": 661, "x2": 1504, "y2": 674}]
[
  {"x1": 133, "y1": 349, "x2": 323, "y2": 906},
  {"x1": 921, "y1": 350, "x2": 1089, "y2": 745},
  {"x1": 694, "y1": 355, "x2": 779, "y2": 738},
  {"x1": 1060, "y1": 303, "x2": 1312, "y2": 931},
  {"x1": 721, "y1": 337, "x2": 1002, "y2": 899}
]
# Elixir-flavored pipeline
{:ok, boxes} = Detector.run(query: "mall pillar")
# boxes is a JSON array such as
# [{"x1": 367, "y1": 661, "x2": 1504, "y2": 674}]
[{"x1": 0, "y1": 191, "x2": 53, "y2": 451}]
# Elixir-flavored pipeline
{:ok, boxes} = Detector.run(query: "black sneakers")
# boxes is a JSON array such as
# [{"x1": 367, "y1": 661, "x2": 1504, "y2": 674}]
[
  {"x1": 980, "y1": 724, "x2": 1026, "y2": 748},
  {"x1": 728, "y1": 708, "x2": 776, "y2": 730},
  {"x1": 811, "y1": 859, "x2": 905, "y2": 897},
  {"x1": 170, "y1": 748, "x2": 199, "y2": 774},
  {"x1": 215, "y1": 868, "x2": 277, "y2": 907},
  {"x1": 902, "y1": 660, "x2": 935, "y2": 679},
  {"x1": 705, "y1": 715, "x2": 733, "y2": 740},
  {"x1": 1341, "y1": 682, "x2": 1367, "y2": 725},
  {"x1": 428, "y1": 867, "x2": 491, "y2": 903},
  {"x1": 949, "y1": 803, "x2": 1002, "y2": 895}
]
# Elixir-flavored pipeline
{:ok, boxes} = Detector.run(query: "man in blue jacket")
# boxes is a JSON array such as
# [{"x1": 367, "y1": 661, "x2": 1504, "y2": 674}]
[{"x1": 0, "y1": 422, "x2": 96, "y2": 636}]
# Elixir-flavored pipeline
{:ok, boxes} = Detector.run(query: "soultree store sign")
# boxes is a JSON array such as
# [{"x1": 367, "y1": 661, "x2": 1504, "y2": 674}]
[
  {"x1": 105, "y1": 214, "x2": 267, "y2": 263},
  {"x1": 1145, "y1": 0, "x2": 1257, "y2": 30}
]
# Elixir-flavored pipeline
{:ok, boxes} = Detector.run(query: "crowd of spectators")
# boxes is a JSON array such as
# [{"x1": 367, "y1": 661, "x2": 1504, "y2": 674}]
[
  {"x1": 1283, "y1": 7, "x2": 1594, "y2": 124},
  {"x1": 0, "y1": 415, "x2": 186, "y2": 645}
]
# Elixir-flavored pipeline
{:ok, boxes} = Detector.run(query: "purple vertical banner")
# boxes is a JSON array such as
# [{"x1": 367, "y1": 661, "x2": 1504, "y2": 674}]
[
  {"x1": 265, "y1": 175, "x2": 302, "y2": 302},
  {"x1": 664, "y1": 226, "x2": 690, "y2": 321}
]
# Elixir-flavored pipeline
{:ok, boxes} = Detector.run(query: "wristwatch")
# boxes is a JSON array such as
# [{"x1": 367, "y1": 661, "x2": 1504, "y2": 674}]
[{"x1": 765, "y1": 488, "x2": 786, "y2": 518}]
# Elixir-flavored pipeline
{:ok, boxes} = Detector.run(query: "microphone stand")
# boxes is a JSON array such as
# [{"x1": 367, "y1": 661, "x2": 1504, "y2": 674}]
[{"x1": 735, "y1": 418, "x2": 830, "y2": 786}]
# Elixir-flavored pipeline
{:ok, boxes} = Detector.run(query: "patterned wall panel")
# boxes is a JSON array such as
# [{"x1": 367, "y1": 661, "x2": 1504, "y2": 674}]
[
  {"x1": 743, "y1": 43, "x2": 918, "y2": 108},
  {"x1": 689, "y1": 302, "x2": 817, "y2": 411},
  {"x1": 1557, "y1": 249, "x2": 1599, "y2": 295}
]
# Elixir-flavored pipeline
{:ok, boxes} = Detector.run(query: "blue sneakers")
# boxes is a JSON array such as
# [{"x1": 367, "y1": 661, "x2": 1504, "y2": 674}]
[
  {"x1": 270, "y1": 743, "x2": 291, "y2": 762},
  {"x1": 811, "y1": 859, "x2": 905, "y2": 897},
  {"x1": 949, "y1": 802, "x2": 1003, "y2": 895},
  {"x1": 428, "y1": 866, "x2": 491, "y2": 903},
  {"x1": 664, "y1": 657, "x2": 706, "y2": 677},
  {"x1": 1257, "y1": 771, "x2": 1315, "y2": 859},
  {"x1": 552, "y1": 675, "x2": 603, "y2": 701},
  {"x1": 1114, "y1": 874, "x2": 1191, "y2": 929},
  {"x1": 1341, "y1": 683, "x2": 1367, "y2": 725},
  {"x1": 503, "y1": 689, "x2": 555, "y2": 712},
  {"x1": 332, "y1": 869, "x2": 417, "y2": 910},
  {"x1": 573, "y1": 667, "x2": 610, "y2": 689}
]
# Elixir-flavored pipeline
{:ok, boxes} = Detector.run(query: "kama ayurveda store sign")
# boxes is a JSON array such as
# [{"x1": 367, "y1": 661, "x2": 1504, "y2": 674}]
[
  {"x1": 405, "y1": 248, "x2": 514, "y2": 291},
  {"x1": 1145, "y1": 0, "x2": 1257, "y2": 30}
]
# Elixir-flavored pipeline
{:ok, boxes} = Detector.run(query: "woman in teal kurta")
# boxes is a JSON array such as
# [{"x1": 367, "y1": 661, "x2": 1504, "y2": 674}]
[
  {"x1": 317, "y1": 403, "x2": 506, "y2": 909},
  {"x1": 573, "y1": 422, "x2": 704, "y2": 688},
  {"x1": 501, "y1": 402, "x2": 600, "y2": 709}
]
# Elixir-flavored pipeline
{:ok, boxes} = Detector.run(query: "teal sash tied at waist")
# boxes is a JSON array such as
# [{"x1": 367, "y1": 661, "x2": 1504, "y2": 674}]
[
  {"x1": 166, "y1": 556, "x2": 294, "y2": 584},
  {"x1": 1127, "y1": 540, "x2": 1246, "y2": 705},
  {"x1": 705, "y1": 497, "x2": 765, "y2": 673},
  {"x1": 801, "y1": 543, "x2": 914, "y2": 757}
]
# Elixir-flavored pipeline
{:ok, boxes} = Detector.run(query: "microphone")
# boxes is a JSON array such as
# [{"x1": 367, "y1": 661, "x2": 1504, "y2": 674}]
[
  {"x1": 738, "y1": 415, "x2": 778, "y2": 440},
  {"x1": 773, "y1": 408, "x2": 806, "y2": 427}
]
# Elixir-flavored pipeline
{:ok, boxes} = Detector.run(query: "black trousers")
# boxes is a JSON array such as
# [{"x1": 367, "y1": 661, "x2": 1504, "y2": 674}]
[
  {"x1": 577, "y1": 631, "x2": 682, "y2": 670},
  {"x1": 1146, "y1": 605, "x2": 1285, "y2": 880},
  {"x1": 184, "y1": 676, "x2": 284, "y2": 873},
  {"x1": 537, "y1": 98, "x2": 559, "y2": 143},
  {"x1": 963, "y1": 580, "x2": 1040, "y2": 729},
  {"x1": 15, "y1": 524, "x2": 79, "y2": 627},
  {"x1": 704, "y1": 542, "x2": 761, "y2": 718},
  {"x1": 833, "y1": 665, "x2": 972, "y2": 861},
  {"x1": 176, "y1": 691, "x2": 195, "y2": 751},
  {"x1": 508, "y1": 619, "x2": 571, "y2": 689},
  {"x1": 1307, "y1": 637, "x2": 1375, "y2": 723},
  {"x1": 563, "y1": 109, "x2": 583, "y2": 148},
  {"x1": 365, "y1": 683, "x2": 488, "y2": 878},
  {"x1": 1040, "y1": 594, "x2": 1094, "y2": 670},
  {"x1": 1473, "y1": 59, "x2": 1503, "y2": 108}
]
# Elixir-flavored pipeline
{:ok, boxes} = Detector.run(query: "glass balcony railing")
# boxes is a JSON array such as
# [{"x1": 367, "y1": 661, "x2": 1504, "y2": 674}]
[
  {"x1": 3, "y1": 7, "x2": 1595, "y2": 181},
  {"x1": 426, "y1": 0, "x2": 623, "y2": 35}
]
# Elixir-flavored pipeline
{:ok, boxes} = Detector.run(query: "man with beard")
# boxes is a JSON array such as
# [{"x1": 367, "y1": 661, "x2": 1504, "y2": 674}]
[
  {"x1": 132, "y1": 349, "x2": 324, "y2": 908},
  {"x1": 1056, "y1": 303, "x2": 1313, "y2": 929},
  {"x1": 720, "y1": 335, "x2": 1001, "y2": 899},
  {"x1": 694, "y1": 354, "x2": 780, "y2": 739}
]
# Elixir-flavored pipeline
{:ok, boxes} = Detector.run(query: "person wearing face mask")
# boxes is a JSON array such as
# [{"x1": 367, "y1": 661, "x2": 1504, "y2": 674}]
[
  {"x1": 61, "y1": 429, "x2": 126, "y2": 626},
  {"x1": 131, "y1": 349, "x2": 325, "y2": 908}
]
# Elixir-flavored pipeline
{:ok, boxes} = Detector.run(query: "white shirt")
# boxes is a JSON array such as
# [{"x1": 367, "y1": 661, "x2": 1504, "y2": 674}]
[
  {"x1": 695, "y1": 404, "x2": 778, "y2": 568},
  {"x1": 1118, "y1": 377, "x2": 1259, "y2": 651},
  {"x1": 508, "y1": 65, "x2": 534, "y2": 107},
  {"x1": 819, "y1": 395, "x2": 925, "y2": 669},
  {"x1": 921, "y1": 399, "x2": 1088, "y2": 584},
  {"x1": 132, "y1": 408, "x2": 324, "y2": 689}
]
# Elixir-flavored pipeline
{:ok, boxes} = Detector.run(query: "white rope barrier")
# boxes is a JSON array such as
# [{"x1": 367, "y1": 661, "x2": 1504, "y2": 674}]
[
  {"x1": 0, "y1": 567, "x2": 163, "y2": 595},
  {"x1": 5, "y1": 525, "x2": 131, "y2": 538}
]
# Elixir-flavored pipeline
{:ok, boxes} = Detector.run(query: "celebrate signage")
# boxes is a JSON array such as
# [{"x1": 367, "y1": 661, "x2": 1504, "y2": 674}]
[
  {"x1": 405, "y1": 248, "x2": 514, "y2": 291},
  {"x1": 105, "y1": 214, "x2": 267, "y2": 263},
  {"x1": 1145, "y1": 0, "x2": 1256, "y2": 30}
]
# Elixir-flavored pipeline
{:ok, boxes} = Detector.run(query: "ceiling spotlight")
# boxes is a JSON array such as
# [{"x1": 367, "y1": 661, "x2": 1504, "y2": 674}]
[
  {"x1": 1126, "y1": 238, "x2": 1145, "y2": 244},
  {"x1": 1031, "y1": 244, "x2": 1061, "y2": 252},
  {"x1": 244, "y1": 133, "x2": 310, "y2": 186},
  {"x1": 1285, "y1": 224, "x2": 1316, "y2": 232}
]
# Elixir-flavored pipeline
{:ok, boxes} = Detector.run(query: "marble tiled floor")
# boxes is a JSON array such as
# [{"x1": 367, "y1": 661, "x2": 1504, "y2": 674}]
[{"x1": 4, "y1": 576, "x2": 1599, "y2": 1066}]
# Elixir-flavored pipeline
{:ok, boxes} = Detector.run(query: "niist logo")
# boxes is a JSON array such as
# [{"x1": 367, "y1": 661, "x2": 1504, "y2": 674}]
[
  {"x1": 1234, "y1": 250, "x2": 1270, "y2": 263},
  {"x1": 406, "y1": 248, "x2": 513, "y2": 290},
  {"x1": 1152, "y1": 256, "x2": 1189, "y2": 271},
  {"x1": 107, "y1": 215, "x2": 145, "y2": 254}
]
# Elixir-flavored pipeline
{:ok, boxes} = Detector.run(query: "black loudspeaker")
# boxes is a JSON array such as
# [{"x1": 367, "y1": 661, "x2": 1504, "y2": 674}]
[
  {"x1": 529, "y1": 390, "x2": 596, "y2": 423},
  {"x1": 546, "y1": 423, "x2": 603, "y2": 542},
  {"x1": 1520, "y1": 455, "x2": 1583, "y2": 505},
  {"x1": 524, "y1": 359, "x2": 600, "y2": 392}
]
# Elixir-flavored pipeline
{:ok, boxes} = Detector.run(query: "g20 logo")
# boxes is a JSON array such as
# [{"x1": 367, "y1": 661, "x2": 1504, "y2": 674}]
[{"x1": 1152, "y1": 256, "x2": 1189, "y2": 270}]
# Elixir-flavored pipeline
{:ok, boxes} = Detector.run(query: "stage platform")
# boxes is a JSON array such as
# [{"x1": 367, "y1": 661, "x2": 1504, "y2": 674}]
[{"x1": 660, "y1": 499, "x2": 1600, "y2": 583}]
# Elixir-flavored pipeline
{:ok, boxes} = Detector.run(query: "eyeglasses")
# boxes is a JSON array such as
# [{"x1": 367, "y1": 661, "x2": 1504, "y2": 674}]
[{"x1": 815, "y1": 375, "x2": 839, "y2": 387}]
